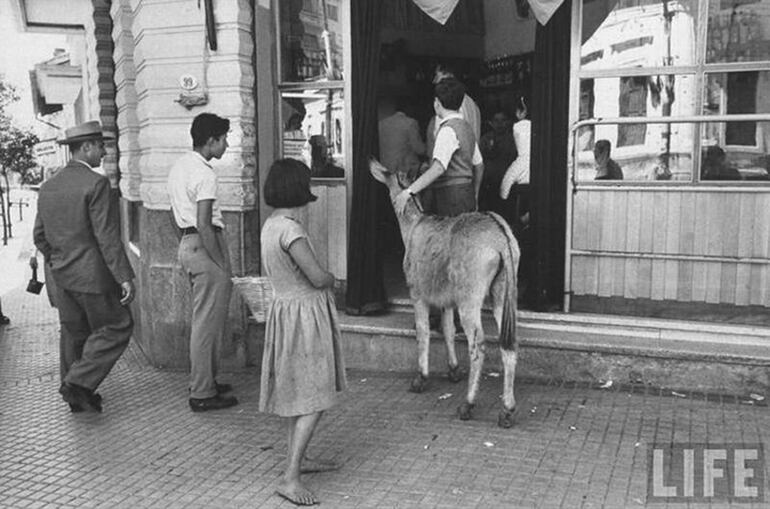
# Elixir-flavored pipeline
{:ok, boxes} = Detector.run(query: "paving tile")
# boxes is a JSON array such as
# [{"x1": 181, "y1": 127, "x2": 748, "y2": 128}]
[{"x1": 1, "y1": 217, "x2": 769, "y2": 508}]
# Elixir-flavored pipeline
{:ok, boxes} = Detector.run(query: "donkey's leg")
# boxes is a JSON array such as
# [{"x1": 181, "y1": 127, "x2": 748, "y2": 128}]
[
  {"x1": 498, "y1": 347, "x2": 518, "y2": 428},
  {"x1": 457, "y1": 304, "x2": 485, "y2": 420},
  {"x1": 410, "y1": 299, "x2": 431, "y2": 393},
  {"x1": 490, "y1": 274, "x2": 505, "y2": 332},
  {"x1": 442, "y1": 307, "x2": 463, "y2": 383}
]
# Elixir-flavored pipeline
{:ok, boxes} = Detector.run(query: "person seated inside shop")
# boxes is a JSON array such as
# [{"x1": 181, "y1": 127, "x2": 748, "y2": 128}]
[
  {"x1": 593, "y1": 139, "x2": 623, "y2": 180},
  {"x1": 701, "y1": 145, "x2": 742, "y2": 181},
  {"x1": 309, "y1": 135, "x2": 344, "y2": 178}
]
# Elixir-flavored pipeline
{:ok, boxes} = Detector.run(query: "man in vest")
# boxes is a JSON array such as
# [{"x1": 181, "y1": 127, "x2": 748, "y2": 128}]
[{"x1": 395, "y1": 77, "x2": 484, "y2": 216}]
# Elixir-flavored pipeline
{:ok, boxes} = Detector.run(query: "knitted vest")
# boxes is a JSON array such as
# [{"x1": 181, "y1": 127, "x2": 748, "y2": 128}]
[{"x1": 433, "y1": 117, "x2": 475, "y2": 188}]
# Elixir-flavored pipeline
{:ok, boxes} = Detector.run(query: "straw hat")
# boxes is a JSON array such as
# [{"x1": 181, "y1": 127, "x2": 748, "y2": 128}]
[{"x1": 57, "y1": 121, "x2": 115, "y2": 145}]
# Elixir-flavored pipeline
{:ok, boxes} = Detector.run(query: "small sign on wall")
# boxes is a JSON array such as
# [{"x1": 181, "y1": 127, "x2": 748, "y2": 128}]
[{"x1": 175, "y1": 73, "x2": 208, "y2": 109}]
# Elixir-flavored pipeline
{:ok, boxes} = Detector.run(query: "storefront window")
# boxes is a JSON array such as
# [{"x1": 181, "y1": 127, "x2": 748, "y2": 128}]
[
  {"x1": 576, "y1": 75, "x2": 697, "y2": 182},
  {"x1": 280, "y1": 89, "x2": 345, "y2": 178},
  {"x1": 277, "y1": 0, "x2": 347, "y2": 180},
  {"x1": 279, "y1": 0, "x2": 344, "y2": 82},
  {"x1": 707, "y1": 0, "x2": 770, "y2": 63},
  {"x1": 581, "y1": 0, "x2": 698, "y2": 71},
  {"x1": 579, "y1": 0, "x2": 770, "y2": 183}
]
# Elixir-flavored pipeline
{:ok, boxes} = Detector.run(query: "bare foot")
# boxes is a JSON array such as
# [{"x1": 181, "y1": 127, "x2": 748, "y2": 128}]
[
  {"x1": 275, "y1": 480, "x2": 318, "y2": 506},
  {"x1": 301, "y1": 456, "x2": 341, "y2": 474}
]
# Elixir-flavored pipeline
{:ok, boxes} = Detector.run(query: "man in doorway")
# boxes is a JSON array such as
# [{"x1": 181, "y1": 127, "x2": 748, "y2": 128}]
[
  {"x1": 34, "y1": 120, "x2": 135, "y2": 413},
  {"x1": 395, "y1": 77, "x2": 484, "y2": 216},
  {"x1": 167, "y1": 113, "x2": 238, "y2": 412}
]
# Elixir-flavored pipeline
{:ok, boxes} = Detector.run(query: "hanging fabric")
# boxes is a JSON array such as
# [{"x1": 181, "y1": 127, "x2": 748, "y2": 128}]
[
  {"x1": 528, "y1": 0, "x2": 566, "y2": 25},
  {"x1": 411, "y1": 0, "x2": 460, "y2": 25},
  {"x1": 410, "y1": 0, "x2": 566, "y2": 26}
]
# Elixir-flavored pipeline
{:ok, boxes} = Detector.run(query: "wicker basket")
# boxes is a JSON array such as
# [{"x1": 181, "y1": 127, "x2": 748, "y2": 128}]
[{"x1": 232, "y1": 276, "x2": 275, "y2": 323}]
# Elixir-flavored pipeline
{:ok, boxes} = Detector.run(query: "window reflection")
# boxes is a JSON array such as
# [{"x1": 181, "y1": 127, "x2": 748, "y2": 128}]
[
  {"x1": 281, "y1": 89, "x2": 345, "y2": 178},
  {"x1": 701, "y1": 71, "x2": 770, "y2": 181},
  {"x1": 279, "y1": 0, "x2": 344, "y2": 82},
  {"x1": 577, "y1": 76, "x2": 697, "y2": 181},
  {"x1": 581, "y1": 0, "x2": 698, "y2": 71},
  {"x1": 707, "y1": 0, "x2": 770, "y2": 63},
  {"x1": 576, "y1": 122, "x2": 694, "y2": 181}
]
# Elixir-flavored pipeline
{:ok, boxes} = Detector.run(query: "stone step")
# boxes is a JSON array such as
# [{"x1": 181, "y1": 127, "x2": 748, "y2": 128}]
[{"x1": 336, "y1": 306, "x2": 770, "y2": 396}]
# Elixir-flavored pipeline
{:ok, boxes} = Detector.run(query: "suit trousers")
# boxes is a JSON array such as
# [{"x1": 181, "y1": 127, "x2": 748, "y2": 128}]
[
  {"x1": 56, "y1": 285, "x2": 133, "y2": 390},
  {"x1": 178, "y1": 232, "x2": 233, "y2": 399}
]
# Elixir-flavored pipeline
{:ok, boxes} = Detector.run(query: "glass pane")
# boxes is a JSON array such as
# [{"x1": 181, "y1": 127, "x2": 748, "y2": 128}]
[
  {"x1": 701, "y1": 71, "x2": 770, "y2": 180},
  {"x1": 279, "y1": 0, "x2": 344, "y2": 82},
  {"x1": 281, "y1": 89, "x2": 345, "y2": 178},
  {"x1": 575, "y1": 123, "x2": 695, "y2": 181},
  {"x1": 707, "y1": 0, "x2": 770, "y2": 63},
  {"x1": 581, "y1": 0, "x2": 698, "y2": 71},
  {"x1": 576, "y1": 75, "x2": 698, "y2": 181}
]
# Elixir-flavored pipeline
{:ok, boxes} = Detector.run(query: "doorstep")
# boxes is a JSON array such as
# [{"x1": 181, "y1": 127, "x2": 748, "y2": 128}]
[{"x1": 335, "y1": 306, "x2": 770, "y2": 396}]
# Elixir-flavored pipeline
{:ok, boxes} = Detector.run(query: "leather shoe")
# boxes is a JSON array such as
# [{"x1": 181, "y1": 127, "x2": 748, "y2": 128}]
[
  {"x1": 60, "y1": 383, "x2": 102, "y2": 413},
  {"x1": 189, "y1": 394, "x2": 239, "y2": 412},
  {"x1": 68, "y1": 392, "x2": 102, "y2": 413},
  {"x1": 187, "y1": 382, "x2": 233, "y2": 395},
  {"x1": 215, "y1": 382, "x2": 233, "y2": 394}
]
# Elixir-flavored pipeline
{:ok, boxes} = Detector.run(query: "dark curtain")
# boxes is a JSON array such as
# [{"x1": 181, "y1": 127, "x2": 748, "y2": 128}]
[
  {"x1": 528, "y1": 0, "x2": 572, "y2": 311},
  {"x1": 346, "y1": 0, "x2": 387, "y2": 315}
]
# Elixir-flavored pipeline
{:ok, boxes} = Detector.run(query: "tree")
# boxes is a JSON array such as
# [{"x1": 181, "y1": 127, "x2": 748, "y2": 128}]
[
  {"x1": 0, "y1": 77, "x2": 41, "y2": 243},
  {"x1": 0, "y1": 79, "x2": 41, "y2": 186}
]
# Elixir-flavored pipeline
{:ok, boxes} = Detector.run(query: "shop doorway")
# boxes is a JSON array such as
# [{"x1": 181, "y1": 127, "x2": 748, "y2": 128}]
[{"x1": 372, "y1": 0, "x2": 536, "y2": 303}]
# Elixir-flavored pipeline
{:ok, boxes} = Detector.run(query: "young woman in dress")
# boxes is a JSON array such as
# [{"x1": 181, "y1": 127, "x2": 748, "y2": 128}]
[{"x1": 260, "y1": 158, "x2": 347, "y2": 505}]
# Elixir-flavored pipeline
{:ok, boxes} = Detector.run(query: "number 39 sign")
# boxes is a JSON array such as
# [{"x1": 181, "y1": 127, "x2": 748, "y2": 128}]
[{"x1": 179, "y1": 74, "x2": 199, "y2": 91}]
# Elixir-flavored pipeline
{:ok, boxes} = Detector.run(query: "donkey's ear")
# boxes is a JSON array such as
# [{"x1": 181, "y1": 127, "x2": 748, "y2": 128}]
[{"x1": 369, "y1": 158, "x2": 390, "y2": 184}]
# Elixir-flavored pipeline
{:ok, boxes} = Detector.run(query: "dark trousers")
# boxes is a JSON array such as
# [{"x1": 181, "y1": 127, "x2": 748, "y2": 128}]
[
  {"x1": 427, "y1": 183, "x2": 476, "y2": 216},
  {"x1": 56, "y1": 285, "x2": 133, "y2": 391}
]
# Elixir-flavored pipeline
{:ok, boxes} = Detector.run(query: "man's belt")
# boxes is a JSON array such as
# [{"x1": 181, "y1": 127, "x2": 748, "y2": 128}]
[{"x1": 181, "y1": 225, "x2": 222, "y2": 235}]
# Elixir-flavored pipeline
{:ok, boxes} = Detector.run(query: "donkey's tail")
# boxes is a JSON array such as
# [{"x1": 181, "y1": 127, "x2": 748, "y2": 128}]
[{"x1": 486, "y1": 212, "x2": 520, "y2": 351}]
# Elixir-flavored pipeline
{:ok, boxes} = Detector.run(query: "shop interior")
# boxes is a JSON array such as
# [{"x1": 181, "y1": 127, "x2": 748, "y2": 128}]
[{"x1": 374, "y1": 0, "x2": 536, "y2": 302}]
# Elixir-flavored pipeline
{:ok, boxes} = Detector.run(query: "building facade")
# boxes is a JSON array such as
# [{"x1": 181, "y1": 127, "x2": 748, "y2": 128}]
[{"x1": 15, "y1": 0, "x2": 770, "y2": 371}]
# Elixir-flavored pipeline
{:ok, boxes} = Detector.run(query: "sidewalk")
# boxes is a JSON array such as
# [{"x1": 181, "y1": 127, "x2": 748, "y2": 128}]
[{"x1": 1, "y1": 206, "x2": 769, "y2": 508}]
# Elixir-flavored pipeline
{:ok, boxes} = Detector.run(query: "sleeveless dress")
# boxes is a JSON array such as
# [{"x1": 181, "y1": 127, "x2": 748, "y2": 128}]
[{"x1": 259, "y1": 215, "x2": 347, "y2": 417}]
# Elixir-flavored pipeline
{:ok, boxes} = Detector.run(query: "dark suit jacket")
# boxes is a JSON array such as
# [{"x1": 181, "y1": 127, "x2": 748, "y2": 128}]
[{"x1": 34, "y1": 160, "x2": 134, "y2": 294}]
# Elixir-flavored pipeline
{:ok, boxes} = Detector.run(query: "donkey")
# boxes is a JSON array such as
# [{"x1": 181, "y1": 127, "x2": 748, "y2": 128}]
[{"x1": 370, "y1": 159, "x2": 521, "y2": 428}]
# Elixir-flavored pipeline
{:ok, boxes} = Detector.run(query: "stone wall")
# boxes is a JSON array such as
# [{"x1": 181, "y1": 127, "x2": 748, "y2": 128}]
[{"x1": 109, "y1": 0, "x2": 259, "y2": 368}]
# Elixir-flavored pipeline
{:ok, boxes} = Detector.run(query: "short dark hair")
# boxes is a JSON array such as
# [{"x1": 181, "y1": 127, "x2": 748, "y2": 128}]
[
  {"x1": 434, "y1": 78, "x2": 465, "y2": 111},
  {"x1": 594, "y1": 139, "x2": 612, "y2": 156},
  {"x1": 191, "y1": 113, "x2": 230, "y2": 147},
  {"x1": 264, "y1": 158, "x2": 318, "y2": 208}
]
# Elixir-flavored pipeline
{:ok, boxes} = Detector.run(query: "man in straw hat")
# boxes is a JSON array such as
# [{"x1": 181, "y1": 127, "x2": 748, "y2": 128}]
[{"x1": 33, "y1": 120, "x2": 135, "y2": 413}]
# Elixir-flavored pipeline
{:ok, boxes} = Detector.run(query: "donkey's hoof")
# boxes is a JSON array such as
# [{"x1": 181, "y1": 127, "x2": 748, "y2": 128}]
[
  {"x1": 447, "y1": 365, "x2": 464, "y2": 383},
  {"x1": 458, "y1": 402, "x2": 475, "y2": 420},
  {"x1": 497, "y1": 408, "x2": 515, "y2": 428},
  {"x1": 409, "y1": 373, "x2": 428, "y2": 393}
]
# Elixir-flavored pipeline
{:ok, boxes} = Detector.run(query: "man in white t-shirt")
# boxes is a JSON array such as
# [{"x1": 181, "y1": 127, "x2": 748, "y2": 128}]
[{"x1": 167, "y1": 113, "x2": 238, "y2": 412}]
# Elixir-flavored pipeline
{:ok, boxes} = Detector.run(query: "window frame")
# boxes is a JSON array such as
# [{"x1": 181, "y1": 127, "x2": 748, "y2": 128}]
[
  {"x1": 572, "y1": 0, "x2": 770, "y2": 185},
  {"x1": 273, "y1": 0, "x2": 350, "y2": 183}
]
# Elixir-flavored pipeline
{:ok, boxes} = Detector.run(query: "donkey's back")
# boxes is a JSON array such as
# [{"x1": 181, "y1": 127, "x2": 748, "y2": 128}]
[{"x1": 404, "y1": 211, "x2": 519, "y2": 308}]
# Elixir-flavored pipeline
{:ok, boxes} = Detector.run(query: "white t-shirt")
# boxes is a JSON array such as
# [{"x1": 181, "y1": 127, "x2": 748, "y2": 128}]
[
  {"x1": 167, "y1": 151, "x2": 225, "y2": 229},
  {"x1": 432, "y1": 112, "x2": 483, "y2": 172}
]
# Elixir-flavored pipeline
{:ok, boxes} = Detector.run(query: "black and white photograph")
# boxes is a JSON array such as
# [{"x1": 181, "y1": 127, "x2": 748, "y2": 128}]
[{"x1": 0, "y1": 0, "x2": 768, "y2": 507}]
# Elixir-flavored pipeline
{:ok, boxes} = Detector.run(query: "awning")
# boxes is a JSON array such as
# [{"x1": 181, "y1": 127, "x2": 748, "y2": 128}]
[
  {"x1": 411, "y1": 0, "x2": 565, "y2": 26},
  {"x1": 29, "y1": 63, "x2": 82, "y2": 115}
]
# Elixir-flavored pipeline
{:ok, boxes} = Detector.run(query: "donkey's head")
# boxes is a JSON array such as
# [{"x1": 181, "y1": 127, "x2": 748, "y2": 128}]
[
  {"x1": 370, "y1": 158, "x2": 406, "y2": 198},
  {"x1": 369, "y1": 158, "x2": 423, "y2": 224}
]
